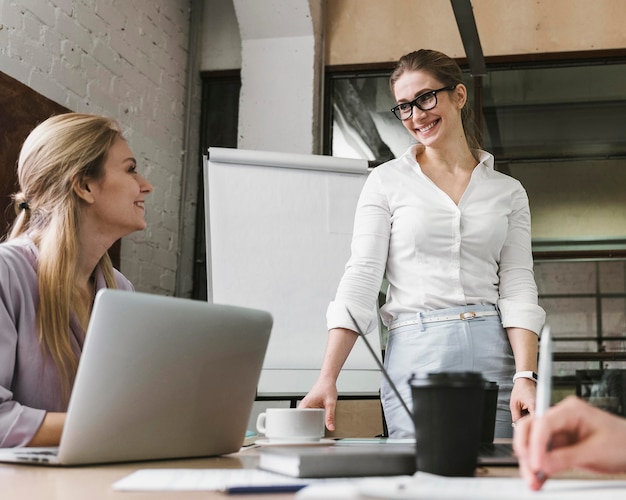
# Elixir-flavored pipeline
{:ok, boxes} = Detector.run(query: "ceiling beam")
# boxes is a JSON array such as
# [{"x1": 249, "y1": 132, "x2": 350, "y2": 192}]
[{"x1": 450, "y1": 0, "x2": 487, "y2": 76}]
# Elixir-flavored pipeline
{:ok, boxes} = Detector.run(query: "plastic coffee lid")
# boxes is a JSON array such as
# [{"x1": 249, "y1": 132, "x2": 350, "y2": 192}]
[{"x1": 409, "y1": 371, "x2": 486, "y2": 387}]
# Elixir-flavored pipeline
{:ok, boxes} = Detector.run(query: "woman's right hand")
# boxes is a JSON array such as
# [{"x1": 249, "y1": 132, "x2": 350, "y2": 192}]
[
  {"x1": 299, "y1": 376, "x2": 339, "y2": 432},
  {"x1": 514, "y1": 396, "x2": 626, "y2": 490}
]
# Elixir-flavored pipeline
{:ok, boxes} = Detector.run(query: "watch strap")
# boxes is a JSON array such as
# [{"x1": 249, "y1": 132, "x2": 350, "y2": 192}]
[{"x1": 513, "y1": 370, "x2": 538, "y2": 383}]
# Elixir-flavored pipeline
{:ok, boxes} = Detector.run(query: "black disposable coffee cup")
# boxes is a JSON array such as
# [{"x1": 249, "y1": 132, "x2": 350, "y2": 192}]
[
  {"x1": 481, "y1": 381, "x2": 499, "y2": 444},
  {"x1": 409, "y1": 371, "x2": 486, "y2": 476}
]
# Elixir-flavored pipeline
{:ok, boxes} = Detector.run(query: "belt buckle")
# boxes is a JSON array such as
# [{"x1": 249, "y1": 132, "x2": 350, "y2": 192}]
[{"x1": 460, "y1": 311, "x2": 476, "y2": 320}]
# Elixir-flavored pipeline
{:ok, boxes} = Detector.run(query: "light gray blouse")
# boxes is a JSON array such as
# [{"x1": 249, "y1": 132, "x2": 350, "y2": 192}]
[{"x1": 0, "y1": 236, "x2": 133, "y2": 447}]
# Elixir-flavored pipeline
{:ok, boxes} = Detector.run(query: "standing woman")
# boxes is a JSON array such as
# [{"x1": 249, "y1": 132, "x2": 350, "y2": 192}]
[
  {"x1": 0, "y1": 113, "x2": 153, "y2": 447},
  {"x1": 300, "y1": 49, "x2": 545, "y2": 438}
]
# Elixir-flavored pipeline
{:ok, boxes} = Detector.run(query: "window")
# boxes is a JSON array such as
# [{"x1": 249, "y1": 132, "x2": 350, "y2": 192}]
[
  {"x1": 536, "y1": 259, "x2": 626, "y2": 376},
  {"x1": 324, "y1": 53, "x2": 626, "y2": 383}
]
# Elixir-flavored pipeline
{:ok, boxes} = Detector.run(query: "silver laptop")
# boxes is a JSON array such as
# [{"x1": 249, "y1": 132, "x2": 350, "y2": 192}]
[{"x1": 0, "y1": 289, "x2": 272, "y2": 465}]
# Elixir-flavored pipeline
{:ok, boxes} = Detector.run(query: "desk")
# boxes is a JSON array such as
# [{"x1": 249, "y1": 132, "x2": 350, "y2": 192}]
[
  {"x1": 2, "y1": 447, "x2": 623, "y2": 500},
  {"x1": 2, "y1": 453, "x2": 262, "y2": 500},
  {"x1": 0, "y1": 447, "x2": 514, "y2": 500}
]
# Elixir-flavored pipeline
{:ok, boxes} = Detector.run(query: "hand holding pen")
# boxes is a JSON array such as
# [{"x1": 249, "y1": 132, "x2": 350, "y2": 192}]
[
  {"x1": 514, "y1": 395, "x2": 626, "y2": 490},
  {"x1": 514, "y1": 326, "x2": 626, "y2": 490}
]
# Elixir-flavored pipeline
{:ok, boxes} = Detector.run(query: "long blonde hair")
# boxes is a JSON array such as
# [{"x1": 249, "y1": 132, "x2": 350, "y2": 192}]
[{"x1": 9, "y1": 113, "x2": 122, "y2": 398}]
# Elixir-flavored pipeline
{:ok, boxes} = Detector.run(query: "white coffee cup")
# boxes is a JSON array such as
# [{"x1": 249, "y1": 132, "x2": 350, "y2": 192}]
[{"x1": 256, "y1": 408, "x2": 325, "y2": 442}]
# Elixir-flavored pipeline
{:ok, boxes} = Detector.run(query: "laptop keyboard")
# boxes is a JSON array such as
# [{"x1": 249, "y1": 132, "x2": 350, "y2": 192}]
[{"x1": 13, "y1": 449, "x2": 59, "y2": 463}]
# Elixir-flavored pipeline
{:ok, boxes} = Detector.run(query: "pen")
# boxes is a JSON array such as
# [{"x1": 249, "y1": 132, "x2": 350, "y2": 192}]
[
  {"x1": 534, "y1": 325, "x2": 553, "y2": 482},
  {"x1": 224, "y1": 484, "x2": 308, "y2": 494},
  {"x1": 535, "y1": 325, "x2": 552, "y2": 417}
]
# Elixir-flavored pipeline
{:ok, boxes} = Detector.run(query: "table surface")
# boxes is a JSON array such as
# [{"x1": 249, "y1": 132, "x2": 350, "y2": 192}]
[{"x1": 1, "y1": 444, "x2": 623, "y2": 500}]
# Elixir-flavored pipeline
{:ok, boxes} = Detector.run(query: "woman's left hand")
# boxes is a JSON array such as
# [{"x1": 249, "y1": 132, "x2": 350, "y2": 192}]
[{"x1": 510, "y1": 377, "x2": 537, "y2": 423}]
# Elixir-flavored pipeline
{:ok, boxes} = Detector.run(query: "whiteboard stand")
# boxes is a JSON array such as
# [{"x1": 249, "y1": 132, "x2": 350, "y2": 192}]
[{"x1": 204, "y1": 148, "x2": 382, "y2": 398}]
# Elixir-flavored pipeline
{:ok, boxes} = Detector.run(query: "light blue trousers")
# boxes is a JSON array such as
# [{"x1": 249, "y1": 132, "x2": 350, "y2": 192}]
[{"x1": 381, "y1": 305, "x2": 514, "y2": 439}]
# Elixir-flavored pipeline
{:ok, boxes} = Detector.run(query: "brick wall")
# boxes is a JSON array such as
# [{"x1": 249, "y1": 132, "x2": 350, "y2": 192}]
[{"x1": 0, "y1": 0, "x2": 193, "y2": 295}]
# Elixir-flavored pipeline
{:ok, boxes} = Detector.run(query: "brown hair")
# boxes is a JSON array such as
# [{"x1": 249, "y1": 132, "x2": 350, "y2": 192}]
[{"x1": 389, "y1": 49, "x2": 482, "y2": 151}]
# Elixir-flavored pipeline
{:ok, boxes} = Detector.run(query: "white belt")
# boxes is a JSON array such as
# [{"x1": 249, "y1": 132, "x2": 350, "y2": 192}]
[{"x1": 389, "y1": 310, "x2": 499, "y2": 331}]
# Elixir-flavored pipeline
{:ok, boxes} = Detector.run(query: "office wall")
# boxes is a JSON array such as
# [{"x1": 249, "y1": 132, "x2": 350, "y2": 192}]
[
  {"x1": 201, "y1": 0, "x2": 241, "y2": 70},
  {"x1": 326, "y1": 0, "x2": 626, "y2": 65},
  {"x1": 201, "y1": 0, "x2": 323, "y2": 154},
  {"x1": 0, "y1": 0, "x2": 195, "y2": 295}
]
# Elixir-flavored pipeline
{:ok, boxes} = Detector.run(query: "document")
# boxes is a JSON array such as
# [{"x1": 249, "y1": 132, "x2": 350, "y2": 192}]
[
  {"x1": 112, "y1": 468, "x2": 307, "y2": 491},
  {"x1": 112, "y1": 468, "x2": 409, "y2": 493},
  {"x1": 296, "y1": 473, "x2": 626, "y2": 499}
]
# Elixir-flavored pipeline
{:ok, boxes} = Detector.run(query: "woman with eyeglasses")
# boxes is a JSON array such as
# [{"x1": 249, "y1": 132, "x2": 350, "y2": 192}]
[{"x1": 300, "y1": 49, "x2": 545, "y2": 438}]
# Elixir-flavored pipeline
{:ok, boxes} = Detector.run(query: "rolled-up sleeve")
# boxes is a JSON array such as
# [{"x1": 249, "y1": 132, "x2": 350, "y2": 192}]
[
  {"x1": 326, "y1": 171, "x2": 390, "y2": 336},
  {"x1": 497, "y1": 186, "x2": 545, "y2": 335}
]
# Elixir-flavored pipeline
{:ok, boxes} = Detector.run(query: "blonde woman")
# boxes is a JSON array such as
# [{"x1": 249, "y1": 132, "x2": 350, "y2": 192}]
[{"x1": 0, "y1": 113, "x2": 153, "y2": 447}]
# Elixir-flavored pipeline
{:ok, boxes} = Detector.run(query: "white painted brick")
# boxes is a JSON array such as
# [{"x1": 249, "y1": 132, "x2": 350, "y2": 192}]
[
  {"x1": 133, "y1": 51, "x2": 162, "y2": 85},
  {"x1": 108, "y1": 30, "x2": 138, "y2": 66},
  {"x1": 0, "y1": 2, "x2": 24, "y2": 30},
  {"x1": 42, "y1": 23, "x2": 62, "y2": 53},
  {"x1": 163, "y1": 3, "x2": 188, "y2": 32},
  {"x1": 22, "y1": 10, "x2": 42, "y2": 41},
  {"x1": 50, "y1": 59, "x2": 87, "y2": 97},
  {"x1": 51, "y1": 0, "x2": 74, "y2": 17},
  {"x1": 138, "y1": 12, "x2": 165, "y2": 48},
  {"x1": 0, "y1": 30, "x2": 8, "y2": 56},
  {"x1": 19, "y1": 0, "x2": 55, "y2": 27},
  {"x1": 92, "y1": 38, "x2": 120, "y2": 74},
  {"x1": 86, "y1": 78, "x2": 119, "y2": 111},
  {"x1": 75, "y1": 3, "x2": 108, "y2": 36},
  {"x1": 153, "y1": 247, "x2": 178, "y2": 270},
  {"x1": 3, "y1": 0, "x2": 192, "y2": 296},
  {"x1": 56, "y1": 10, "x2": 93, "y2": 53},
  {"x1": 64, "y1": 90, "x2": 84, "y2": 112},
  {"x1": 27, "y1": 67, "x2": 70, "y2": 106},
  {"x1": 80, "y1": 51, "x2": 99, "y2": 80},
  {"x1": 11, "y1": 38, "x2": 52, "y2": 74},
  {"x1": 158, "y1": 72, "x2": 184, "y2": 100},
  {"x1": 162, "y1": 53, "x2": 187, "y2": 82},
  {"x1": 159, "y1": 270, "x2": 176, "y2": 292},
  {"x1": 60, "y1": 39, "x2": 82, "y2": 67},
  {"x1": 0, "y1": 54, "x2": 29, "y2": 83},
  {"x1": 94, "y1": 0, "x2": 125, "y2": 31}
]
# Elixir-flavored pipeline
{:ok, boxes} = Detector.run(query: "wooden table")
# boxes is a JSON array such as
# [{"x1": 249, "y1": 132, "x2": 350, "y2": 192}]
[
  {"x1": 2, "y1": 446, "x2": 623, "y2": 500},
  {"x1": 1, "y1": 452, "x2": 265, "y2": 500}
]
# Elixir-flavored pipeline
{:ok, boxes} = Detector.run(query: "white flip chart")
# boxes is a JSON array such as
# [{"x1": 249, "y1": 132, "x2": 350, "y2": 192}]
[{"x1": 204, "y1": 147, "x2": 382, "y2": 396}]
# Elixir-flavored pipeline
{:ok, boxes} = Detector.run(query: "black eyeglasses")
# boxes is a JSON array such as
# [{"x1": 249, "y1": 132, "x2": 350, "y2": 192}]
[{"x1": 390, "y1": 84, "x2": 457, "y2": 121}]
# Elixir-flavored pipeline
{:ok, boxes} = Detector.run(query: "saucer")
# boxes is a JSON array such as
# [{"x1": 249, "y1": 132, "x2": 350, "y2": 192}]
[{"x1": 254, "y1": 438, "x2": 335, "y2": 447}]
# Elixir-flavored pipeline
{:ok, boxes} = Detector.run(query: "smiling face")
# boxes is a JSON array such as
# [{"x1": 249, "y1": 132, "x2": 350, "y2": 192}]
[
  {"x1": 392, "y1": 70, "x2": 467, "y2": 148},
  {"x1": 83, "y1": 136, "x2": 153, "y2": 241}
]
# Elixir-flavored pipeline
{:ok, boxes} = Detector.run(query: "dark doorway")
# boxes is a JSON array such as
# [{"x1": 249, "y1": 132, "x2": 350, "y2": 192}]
[{"x1": 192, "y1": 70, "x2": 241, "y2": 300}]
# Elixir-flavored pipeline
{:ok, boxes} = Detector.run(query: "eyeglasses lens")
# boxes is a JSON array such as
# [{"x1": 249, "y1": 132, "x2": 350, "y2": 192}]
[{"x1": 393, "y1": 92, "x2": 437, "y2": 120}]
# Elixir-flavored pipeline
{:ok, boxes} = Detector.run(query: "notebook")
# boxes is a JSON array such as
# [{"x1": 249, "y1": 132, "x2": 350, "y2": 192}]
[
  {"x1": 0, "y1": 289, "x2": 272, "y2": 466},
  {"x1": 258, "y1": 443, "x2": 417, "y2": 478},
  {"x1": 477, "y1": 441, "x2": 517, "y2": 466},
  {"x1": 332, "y1": 438, "x2": 518, "y2": 468}
]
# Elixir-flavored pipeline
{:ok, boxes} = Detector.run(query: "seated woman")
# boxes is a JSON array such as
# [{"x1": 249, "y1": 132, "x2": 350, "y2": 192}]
[{"x1": 0, "y1": 113, "x2": 153, "y2": 447}]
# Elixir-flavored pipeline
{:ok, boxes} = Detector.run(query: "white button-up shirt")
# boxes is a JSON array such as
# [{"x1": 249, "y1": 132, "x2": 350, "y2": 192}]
[{"x1": 327, "y1": 145, "x2": 545, "y2": 336}]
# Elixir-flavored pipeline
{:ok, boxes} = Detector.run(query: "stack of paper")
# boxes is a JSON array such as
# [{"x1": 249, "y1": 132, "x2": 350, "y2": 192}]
[{"x1": 296, "y1": 473, "x2": 626, "y2": 499}]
